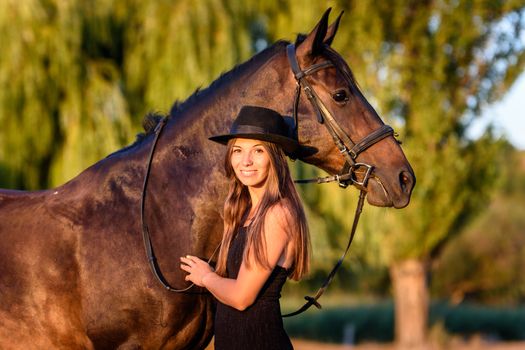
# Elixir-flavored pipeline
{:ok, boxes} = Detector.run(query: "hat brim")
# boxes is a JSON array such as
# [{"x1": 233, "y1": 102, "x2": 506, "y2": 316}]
[{"x1": 209, "y1": 133, "x2": 300, "y2": 155}]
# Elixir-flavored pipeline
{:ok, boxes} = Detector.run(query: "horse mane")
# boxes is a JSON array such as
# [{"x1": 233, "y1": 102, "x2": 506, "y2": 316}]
[
  {"x1": 169, "y1": 40, "x2": 290, "y2": 117},
  {"x1": 137, "y1": 110, "x2": 172, "y2": 140},
  {"x1": 105, "y1": 111, "x2": 171, "y2": 158}
]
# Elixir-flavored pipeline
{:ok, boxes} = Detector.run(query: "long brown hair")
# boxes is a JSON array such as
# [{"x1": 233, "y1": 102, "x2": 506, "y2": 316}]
[{"x1": 215, "y1": 139, "x2": 310, "y2": 281}]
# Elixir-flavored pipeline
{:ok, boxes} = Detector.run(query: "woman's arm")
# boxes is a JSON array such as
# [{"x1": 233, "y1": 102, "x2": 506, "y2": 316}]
[{"x1": 180, "y1": 204, "x2": 292, "y2": 311}]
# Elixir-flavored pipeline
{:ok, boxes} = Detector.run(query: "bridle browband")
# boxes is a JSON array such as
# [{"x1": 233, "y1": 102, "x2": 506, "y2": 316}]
[{"x1": 139, "y1": 43, "x2": 398, "y2": 314}]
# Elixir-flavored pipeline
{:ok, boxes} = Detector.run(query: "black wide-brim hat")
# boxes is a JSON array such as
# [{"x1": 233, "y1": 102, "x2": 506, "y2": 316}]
[{"x1": 209, "y1": 105, "x2": 299, "y2": 155}]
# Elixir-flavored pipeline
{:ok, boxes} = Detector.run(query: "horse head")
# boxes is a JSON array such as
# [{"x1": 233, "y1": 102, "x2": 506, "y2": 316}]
[{"x1": 282, "y1": 9, "x2": 415, "y2": 208}]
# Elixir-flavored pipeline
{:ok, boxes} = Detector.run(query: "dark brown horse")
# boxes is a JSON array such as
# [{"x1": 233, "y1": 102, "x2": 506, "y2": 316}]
[{"x1": 0, "y1": 10, "x2": 414, "y2": 349}]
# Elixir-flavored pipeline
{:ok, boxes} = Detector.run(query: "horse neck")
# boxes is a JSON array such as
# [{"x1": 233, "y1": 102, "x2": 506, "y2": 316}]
[{"x1": 157, "y1": 46, "x2": 295, "y2": 171}]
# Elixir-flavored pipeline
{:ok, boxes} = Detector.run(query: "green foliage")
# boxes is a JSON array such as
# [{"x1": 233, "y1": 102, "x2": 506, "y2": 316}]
[
  {"x1": 432, "y1": 150, "x2": 525, "y2": 303},
  {"x1": 0, "y1": 0, "x2": 257, "y2": 189},
  {"x1": 0, "y1": 0, "x2": 134, "y2": 188},
  {"x1": 357, "y1": 2, "x2": 524, "y2": 263}
]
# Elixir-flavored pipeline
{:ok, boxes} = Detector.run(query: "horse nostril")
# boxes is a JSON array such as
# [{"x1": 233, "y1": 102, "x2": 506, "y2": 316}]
[{"x1": 399, "y1": 171, "x2": 413, "y2": 193}]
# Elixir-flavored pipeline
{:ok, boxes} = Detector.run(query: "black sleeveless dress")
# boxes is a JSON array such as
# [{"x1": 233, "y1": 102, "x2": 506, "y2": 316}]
[{"x1": 214, "y1": 226, "x2": 293, "y2": 350}]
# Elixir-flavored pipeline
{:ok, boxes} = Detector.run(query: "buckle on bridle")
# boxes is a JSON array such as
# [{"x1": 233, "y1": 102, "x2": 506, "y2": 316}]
[
  {"x1": 350, "y1": 163, "x2": 374, "y2": 190},
  {"x1": 334, "y1": 174, "x2": 349, "y2": 189}
]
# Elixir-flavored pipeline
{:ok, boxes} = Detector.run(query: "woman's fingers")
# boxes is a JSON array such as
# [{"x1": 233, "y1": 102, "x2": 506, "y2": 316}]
[
  {"x1": 180, "y1": 256, "x2": 193, "y2": 265},
  {"x1": 181, "y1": 255, "x2": 205, "y2": 266},
  {"x1": 180, "y1": 255, "x2": 211, "y2": 287}
]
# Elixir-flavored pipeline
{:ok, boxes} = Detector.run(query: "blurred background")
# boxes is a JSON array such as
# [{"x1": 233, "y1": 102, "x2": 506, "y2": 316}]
[{"x1": 1, "y1": 1, "x2": 524, "y2": 349}]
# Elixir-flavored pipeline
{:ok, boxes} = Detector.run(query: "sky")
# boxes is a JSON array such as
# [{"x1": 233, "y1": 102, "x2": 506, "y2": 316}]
[{"x1": 468, "y1": 72, "x2": 525, "y2": 150}]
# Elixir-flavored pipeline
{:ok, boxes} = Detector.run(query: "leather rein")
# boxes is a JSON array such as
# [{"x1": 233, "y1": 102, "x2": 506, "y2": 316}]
[{"x1": 139, "y1": 43, "x2": 396, "y2": 314}]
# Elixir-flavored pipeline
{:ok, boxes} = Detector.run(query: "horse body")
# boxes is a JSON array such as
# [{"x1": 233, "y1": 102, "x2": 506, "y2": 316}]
[
  {"x1": 0, "y1": 10, "x2": 415, "y2": 349},
  {"x1": 0, "y1": 186, "x2": 91, "y2": 348},
  {"x1": 0, "y1": 134, "x2": 220, "y2": 349}
]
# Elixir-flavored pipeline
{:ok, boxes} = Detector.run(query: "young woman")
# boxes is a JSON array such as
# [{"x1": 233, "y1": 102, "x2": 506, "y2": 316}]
[{"x1": 180, "y1": 105, "x2": 310, "y2": 350}]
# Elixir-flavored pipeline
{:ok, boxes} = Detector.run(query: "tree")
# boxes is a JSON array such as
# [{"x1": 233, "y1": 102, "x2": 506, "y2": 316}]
[
  {"x1": 432, "y1": 149, "x2": 525, "y2": 305},
  {"x1": 0, "y1": 0, "x2": 133, "y2": 189}
]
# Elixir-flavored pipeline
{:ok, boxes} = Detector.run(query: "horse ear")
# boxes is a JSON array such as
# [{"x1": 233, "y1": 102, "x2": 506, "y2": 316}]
[
  {"x1": 324, "y1": 11, "x2": 343, "y2": 46},
  {"x1": 296, "y1": 8, "x2": 331, "y2": 57}
]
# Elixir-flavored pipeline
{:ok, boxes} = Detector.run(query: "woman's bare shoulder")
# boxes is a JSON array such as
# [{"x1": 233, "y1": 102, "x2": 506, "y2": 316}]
[{"x1": 264, "y1": 200, "x2": 296, "y2": 236}]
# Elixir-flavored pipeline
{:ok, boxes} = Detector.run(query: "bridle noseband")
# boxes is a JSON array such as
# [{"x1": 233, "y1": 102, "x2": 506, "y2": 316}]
[{"x1": 139, "y1": 43, "x2": 399, "y2": 315}]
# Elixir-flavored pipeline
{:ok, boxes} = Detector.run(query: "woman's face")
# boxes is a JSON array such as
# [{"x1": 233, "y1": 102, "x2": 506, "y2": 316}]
[{"x1": 230, "y1": 138, "x2": 272, "y2": 190}]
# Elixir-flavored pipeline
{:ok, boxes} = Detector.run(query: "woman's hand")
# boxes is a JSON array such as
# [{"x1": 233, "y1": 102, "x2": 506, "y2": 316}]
[{"x1": 180, "y1": 255, "x2": 215, "y2": 287}]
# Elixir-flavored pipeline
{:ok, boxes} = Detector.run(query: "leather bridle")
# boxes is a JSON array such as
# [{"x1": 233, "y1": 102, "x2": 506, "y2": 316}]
[
  {"x1": 139, "y1": 43, "x2": 398, "y2": 314},
  {"x1": 286, "y1": 43, "x2": 394, "y2": 189}
]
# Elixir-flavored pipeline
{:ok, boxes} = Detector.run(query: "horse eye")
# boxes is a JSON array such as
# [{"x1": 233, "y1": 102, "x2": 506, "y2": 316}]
[{"x1": 332, "y1": 89, "x2": 349, "y2": 103}]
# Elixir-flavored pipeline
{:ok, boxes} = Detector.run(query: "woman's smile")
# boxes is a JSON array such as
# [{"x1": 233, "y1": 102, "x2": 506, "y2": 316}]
[{"x1": 231, "y1": 139, "x2": 271, "y2": 190}]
